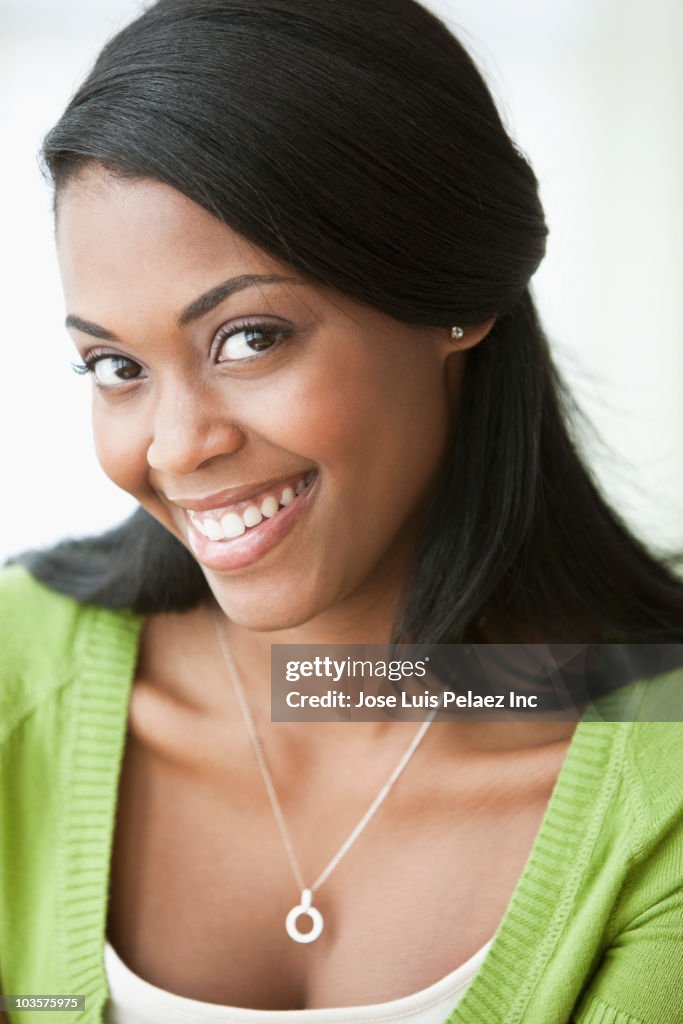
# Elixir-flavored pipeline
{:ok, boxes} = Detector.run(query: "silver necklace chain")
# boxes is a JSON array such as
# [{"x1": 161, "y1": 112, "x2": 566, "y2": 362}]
[{"x1": 212, "y1": 607, "x2": 437, "y2": 943}]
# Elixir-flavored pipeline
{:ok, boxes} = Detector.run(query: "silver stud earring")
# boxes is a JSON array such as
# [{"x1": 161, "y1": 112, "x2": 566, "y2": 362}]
[{"x1": 450, "y1": 326, "x2": 464, "y2": 341}]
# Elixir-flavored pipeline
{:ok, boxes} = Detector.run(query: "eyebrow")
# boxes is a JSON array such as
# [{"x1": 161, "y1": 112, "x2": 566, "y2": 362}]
[{"x1": 64, "y1": 273, "x2": 300, "y2": 340}]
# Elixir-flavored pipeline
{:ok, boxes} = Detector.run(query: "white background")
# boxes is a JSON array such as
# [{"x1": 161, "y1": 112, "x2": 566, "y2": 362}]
[{"x1": 1, "y1": 0, "x2": 682, "y2": 564}]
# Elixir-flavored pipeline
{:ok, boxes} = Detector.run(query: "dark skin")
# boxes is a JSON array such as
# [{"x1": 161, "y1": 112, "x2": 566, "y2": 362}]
[
  {"x1": 100, "y1": 605, "x2": 577, "y2": 1009},
  {"x1": 47, "y1": 165, "x2": 579, "y2": 1009}
]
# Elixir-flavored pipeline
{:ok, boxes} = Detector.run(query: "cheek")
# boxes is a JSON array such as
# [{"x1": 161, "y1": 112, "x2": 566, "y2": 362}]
[
  {"x1": 256, "y1": 340, "x2": 451, "y2": 500},
  {"x1": 92, "y1": 404, "x2": 150, "y2": 499},
  {"x1": 250, "y1": 354, "x2": 387, "y2": 468}
]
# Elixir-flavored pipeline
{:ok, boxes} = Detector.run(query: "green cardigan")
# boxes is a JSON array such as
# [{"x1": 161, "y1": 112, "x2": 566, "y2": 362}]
[{"x1": 0, "y1": 565, "x2": 682, "y2": 1024}]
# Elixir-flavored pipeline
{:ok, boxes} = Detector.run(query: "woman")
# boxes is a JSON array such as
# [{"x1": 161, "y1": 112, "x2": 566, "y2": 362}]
[{"x1": 1, "y1": 1, "x2": 682, "y2": 1021}]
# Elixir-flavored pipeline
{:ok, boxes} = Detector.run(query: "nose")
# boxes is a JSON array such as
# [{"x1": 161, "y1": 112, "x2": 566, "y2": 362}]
[{"x1": 146, "y1": 382, "x2": 246, "y2": 476}]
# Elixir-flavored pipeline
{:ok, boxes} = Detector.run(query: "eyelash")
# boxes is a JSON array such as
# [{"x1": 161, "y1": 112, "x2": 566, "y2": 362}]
[
  {"x1": 71, "y1": 352, "x2": 136, "y2": 377},
  {"x1": 70, "y1": 320, "x2": 291, "y2": 382}
]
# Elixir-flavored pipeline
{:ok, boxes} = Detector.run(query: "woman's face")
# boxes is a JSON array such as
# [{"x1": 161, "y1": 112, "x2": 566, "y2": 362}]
[{"x1": 57, "y1": 167, "x2": 483, "y2": 631}]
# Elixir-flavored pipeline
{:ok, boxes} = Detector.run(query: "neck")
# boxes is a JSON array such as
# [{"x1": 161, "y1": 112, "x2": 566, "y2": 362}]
[
  {"x1": 211, "y1": 572, "x2": 402, "y2": 718},
  {"x1": 207, "y1": 609, "x2": 578, "y2": 761},
  {"x1": 214, "y1": 524, "x2": 417, "y2": 653}
]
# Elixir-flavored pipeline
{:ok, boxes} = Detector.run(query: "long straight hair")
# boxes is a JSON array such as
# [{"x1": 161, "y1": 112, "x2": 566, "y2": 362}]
[{"x1": 14, "y1": 0, "x2": 683, "y2": 644}]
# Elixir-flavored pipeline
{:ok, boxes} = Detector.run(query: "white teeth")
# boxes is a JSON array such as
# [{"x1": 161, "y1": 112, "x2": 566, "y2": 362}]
[
  {"x1": 190, "y1": 472, "x2": 316, "y2": 541},
  {"x1": 221, "y1": 511, "x2": 246, "y2": 538},
  {"x1": 243, "y1": 505, "x2": 263, "y2": 528},
  {"x1": 204, "y1": 519, "x2": 224, "y2": 542},
  {"x1": 260, "y1": 495, "x2": 279, "y2": 518},
  {"x1": 189, "y1": 511, "x2": 206, "y2": 536}
]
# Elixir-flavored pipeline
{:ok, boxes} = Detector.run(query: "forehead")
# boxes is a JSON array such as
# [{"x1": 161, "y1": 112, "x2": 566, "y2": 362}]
[{"x1": 56, "y1": 167, "x2": 291, "y2": 322}]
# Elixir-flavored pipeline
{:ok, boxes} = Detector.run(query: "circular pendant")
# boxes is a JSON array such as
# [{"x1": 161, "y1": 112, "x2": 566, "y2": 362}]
[{"x1": 285, "y1": 888, "x2": 324, "y2": 944}]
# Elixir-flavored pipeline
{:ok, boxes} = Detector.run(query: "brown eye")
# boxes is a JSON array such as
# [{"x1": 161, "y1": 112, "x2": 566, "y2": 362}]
[
  {"x1": 216, "y1": 324, "x2": 286, "y2": 362},
  {"x1": 91, "y1": 356, "x2": 143, "y2": 386}
]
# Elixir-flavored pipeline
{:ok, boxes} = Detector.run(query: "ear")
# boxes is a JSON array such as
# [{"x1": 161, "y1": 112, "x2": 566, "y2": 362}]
[
  {"x1": 442, "y1": 316, "x2": 497, "y2": 355},
  {"x1": 438, "y1": 316, "x2": 497, "y2": 404}
]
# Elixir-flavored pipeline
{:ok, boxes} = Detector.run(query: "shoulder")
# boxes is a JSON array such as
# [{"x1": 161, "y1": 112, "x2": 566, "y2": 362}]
[
  {"x1": 573, "y1": 717, "x2": 683, "y2": 1022},
  {"x1": 0, "y1": 562, "x2": 87, "y2": 672},
  {"x1": 0, "y1": 564, "x2": 141, "y2": 742},
  {"x1": 626, "y1": 726, "x2": 683, "y2": 844},
  {"x1": 580, "y1": 665, "x2": 683, "y2": 849},
  {"x1": 618, "y1": 669, "x2": 683, "y2": 852},
  {"x1": 586, "y1": 664, "x2": 683, "y2": 811},
  {"x1": 0, "y1": 565, "x2": 87, "y2": 740},
  {"x1": 628, "y1": 668, "x2": 683, "y2": 788},
  {"x1": 0, "y1": 560, "x2": 85, "y2": 643},
  {"x1": 571, "y1": 679, "x2": 683, "y2": 1023}
]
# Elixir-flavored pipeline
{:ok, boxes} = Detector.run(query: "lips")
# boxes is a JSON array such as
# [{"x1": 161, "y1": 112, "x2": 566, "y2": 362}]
[
  {"x1": 171, "y1": 469, "x2": 316, "y2": 513},
  {"x1": 180, "y1": 470, "x2": 319, "y2": 572},
  {"x1": 185, "y1": 470, "x2": 316, "y2": 539}
]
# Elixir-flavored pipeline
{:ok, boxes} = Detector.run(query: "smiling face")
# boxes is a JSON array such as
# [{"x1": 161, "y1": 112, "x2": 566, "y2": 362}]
[{"x1": 56, "y1": 166, "x2": 485, "y2": 634}]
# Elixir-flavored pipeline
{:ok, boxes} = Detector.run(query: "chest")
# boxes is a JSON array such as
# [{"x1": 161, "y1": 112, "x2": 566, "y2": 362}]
[{"x1": 106, "y1": 684, "x2": 570, "y2": 1010}]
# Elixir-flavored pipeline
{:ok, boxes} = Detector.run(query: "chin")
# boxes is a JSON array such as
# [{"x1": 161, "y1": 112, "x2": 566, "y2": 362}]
[
  {"x1": 206, "y1": 577, "x2": 328, "y2": 633},
  {"x1": 238, "y1": 612, "x2": 312, "y2": 632},
  {"x1": 215, "y1": 606, "x2": 318, "y2": 633}
]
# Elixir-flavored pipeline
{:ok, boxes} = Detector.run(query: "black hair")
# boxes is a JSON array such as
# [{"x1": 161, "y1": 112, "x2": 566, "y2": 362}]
[{"x1": 13, "y1": 0, "x2": 683, "y2": 644}]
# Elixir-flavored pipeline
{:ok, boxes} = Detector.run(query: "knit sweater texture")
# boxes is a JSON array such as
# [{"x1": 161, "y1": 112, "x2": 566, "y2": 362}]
[{"x1": 0, "y1": 565, "x2": 682, "y2": 1023}]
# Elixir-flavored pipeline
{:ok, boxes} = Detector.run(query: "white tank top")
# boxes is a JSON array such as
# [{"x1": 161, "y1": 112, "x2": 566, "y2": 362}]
[{"x1": 103, "y1": 937, "x2": 493, "y2": 1023}]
